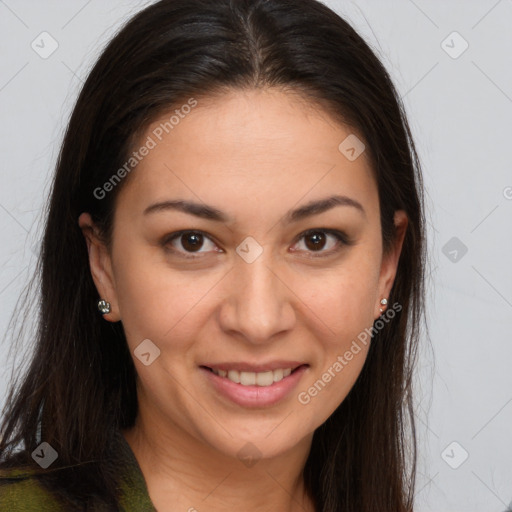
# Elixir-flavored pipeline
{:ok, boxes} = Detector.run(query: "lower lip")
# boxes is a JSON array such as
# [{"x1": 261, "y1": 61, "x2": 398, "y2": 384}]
[{"x1": 200, "y1": 365, "x2": 308, "y2": 408}]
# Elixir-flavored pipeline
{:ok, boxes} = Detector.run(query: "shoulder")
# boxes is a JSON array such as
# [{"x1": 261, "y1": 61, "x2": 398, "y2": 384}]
[{"x1": 0, "y1": 465, "x2": 68, "y2": 511}]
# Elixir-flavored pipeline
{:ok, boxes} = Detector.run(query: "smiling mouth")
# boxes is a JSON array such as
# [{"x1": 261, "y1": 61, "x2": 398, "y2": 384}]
[{"x1": 201, "y1": 365, "x2": 307, "y2": 387}]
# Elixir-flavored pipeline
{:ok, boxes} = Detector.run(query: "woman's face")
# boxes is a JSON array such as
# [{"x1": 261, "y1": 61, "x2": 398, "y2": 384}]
[{"x1": 80, "y1": 88, "x2": 406, "y2": 460}]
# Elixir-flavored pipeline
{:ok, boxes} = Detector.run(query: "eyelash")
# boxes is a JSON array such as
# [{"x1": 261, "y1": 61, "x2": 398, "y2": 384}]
[{"x1": 161, "y1": 228, "x2": 352, "y2": 260}]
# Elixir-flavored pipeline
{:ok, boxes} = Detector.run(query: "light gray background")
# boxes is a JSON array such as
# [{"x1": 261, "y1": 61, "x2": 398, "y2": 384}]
[{"x1": 1, "y1": 1, "x2": 511, "y2": 510}]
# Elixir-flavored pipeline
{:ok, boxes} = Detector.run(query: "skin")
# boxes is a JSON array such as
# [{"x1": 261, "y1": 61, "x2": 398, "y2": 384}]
[{"x1": 79, "y1": 87, "x2": 407, "y2": 512}]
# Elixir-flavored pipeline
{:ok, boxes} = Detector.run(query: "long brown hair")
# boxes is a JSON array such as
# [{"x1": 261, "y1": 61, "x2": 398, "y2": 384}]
[{"x1": 0, "y1": 1, "x2": 427, "y2": 510}]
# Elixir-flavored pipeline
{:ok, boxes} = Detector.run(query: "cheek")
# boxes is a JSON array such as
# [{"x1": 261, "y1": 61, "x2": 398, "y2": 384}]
[
  {"x1": 300, "y1": 255, "x2": 380, "y2": 340},
  {"x1": 293, "y1": 264, "x2": 377, "y2": 419},
  {"x1": 111, "y1": 247, "x2": 198, "y2": 348},
  {"x1": 112, "y1": 247, "x2": 231, "y2": 360}
]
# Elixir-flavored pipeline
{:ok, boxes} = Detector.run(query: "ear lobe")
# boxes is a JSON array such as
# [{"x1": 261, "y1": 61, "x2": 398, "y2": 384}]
[
  {"x1": 376, "y1": 210, "x2": 408, "y2": 316},
  {"x1": 78, "y1": 212, "x2": 121, "y2": 322}
]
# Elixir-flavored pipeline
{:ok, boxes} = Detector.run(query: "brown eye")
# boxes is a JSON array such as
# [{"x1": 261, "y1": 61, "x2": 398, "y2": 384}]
[
  {"x1": 292, "y1": 229, "x2": 350, "y2": 257},
  {"x1": 180, "y1": 232, "x2": 204, "y2": 252},
  {"x1": 163, "y1": 230, "x2": 219, "y2": 258},
  {"x1": 304, "y1": 231, "x2": 328, "y2": 251}
]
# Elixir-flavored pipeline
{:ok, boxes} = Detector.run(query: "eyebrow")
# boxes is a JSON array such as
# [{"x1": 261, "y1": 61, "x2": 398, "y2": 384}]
[{"x1": 143, "y1": 194, "x2": 366, "y2": 223}]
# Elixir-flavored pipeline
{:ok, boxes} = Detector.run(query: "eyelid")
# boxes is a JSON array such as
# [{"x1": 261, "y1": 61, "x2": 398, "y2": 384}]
[
  {"x1": 290, "y1": 228, "x2": 352, "y2": 258},
  {"x1": 161, "y1": 228, "x2": 352, "y2": 259},
  {"x1": 293, "y1": 228, "x2": 351, "y2": 245},
  {"x1": 162, "y1": 229, "x2": 221, "y2": 259}
]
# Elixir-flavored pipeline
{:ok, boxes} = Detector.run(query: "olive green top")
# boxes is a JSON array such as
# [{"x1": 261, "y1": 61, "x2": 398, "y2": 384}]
[{"x1": 0, "y1": 431, "x2": 157, "y2": 511}]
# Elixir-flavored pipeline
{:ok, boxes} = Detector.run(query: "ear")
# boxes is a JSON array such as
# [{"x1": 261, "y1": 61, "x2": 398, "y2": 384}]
[
  {"x1": 78, "y1": 212, "x2": 121, "y2": 322},
  {"x1": 375, "y1": 210, "x2": 408, "y2": 319}
]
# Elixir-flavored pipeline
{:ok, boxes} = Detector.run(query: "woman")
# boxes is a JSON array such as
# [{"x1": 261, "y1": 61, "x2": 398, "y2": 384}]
[{"x1": 0, "y1": 0, "x2": 426, "y2": 510}]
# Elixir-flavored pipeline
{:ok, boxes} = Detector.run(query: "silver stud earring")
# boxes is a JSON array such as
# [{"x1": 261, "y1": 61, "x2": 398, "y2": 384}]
[
  {"x1": 379, "y1": 298, "x2": 388, "y2": 313},
  {"x1": 97, "y1": 299, "x2": 111, "y2": 315}
]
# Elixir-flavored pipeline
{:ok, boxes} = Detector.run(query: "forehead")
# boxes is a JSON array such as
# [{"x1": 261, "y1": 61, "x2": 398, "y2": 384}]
[{"x1": 116, "y1": 88, "x2": 378, "y2": 223}]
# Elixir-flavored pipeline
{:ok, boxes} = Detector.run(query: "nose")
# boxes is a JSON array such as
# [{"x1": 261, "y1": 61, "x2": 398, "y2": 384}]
[{"x1": 218, "y1": 252, "x2": 296, "y2": 345}]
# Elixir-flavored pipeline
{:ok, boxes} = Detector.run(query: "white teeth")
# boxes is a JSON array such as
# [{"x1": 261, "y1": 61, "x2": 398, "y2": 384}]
[
  {"x1": 256, "y1": 371, "x2": 273, "y2": 386},
  {"x1": 240, "y1": 371, "x2": 256, "y2": 386},
  {"x1": 211, "y1": 367, "x2": 295, "y2": 386},
  {"x1": 273, "y1": 368, "x2": 284, "y2": 381},
  {"x1": 227, "y1": 370, "x2": 240, "y2": 383}
]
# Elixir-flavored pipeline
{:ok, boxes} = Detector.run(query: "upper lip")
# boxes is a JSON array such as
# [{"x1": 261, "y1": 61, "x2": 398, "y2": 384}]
[{"x1": 201, "y1": 361, "x2": 307, "y2": 373}]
